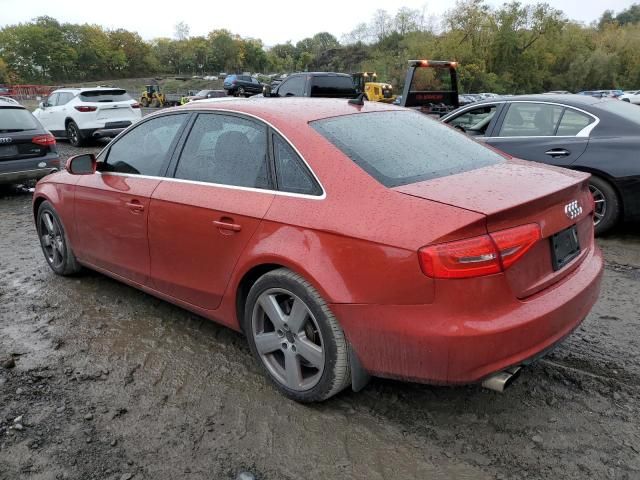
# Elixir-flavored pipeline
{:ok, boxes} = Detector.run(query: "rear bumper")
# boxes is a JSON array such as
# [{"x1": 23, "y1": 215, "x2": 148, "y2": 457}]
[
  {"x1": 0, "y1": 167, "x2": 58, "y2": 184},
  {"x1": 331, "y1": 245, "x2": 604, "y2": 385}
]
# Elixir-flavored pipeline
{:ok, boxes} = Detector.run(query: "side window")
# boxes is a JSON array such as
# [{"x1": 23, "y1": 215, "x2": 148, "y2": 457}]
[
  {"x1": 104, "y1": 114, "x2": 187, "y2": 176},
  {"x1": 499, "y1": 103, "x2": 563, "y2": 137},
  {"x1": 273, "y1": 135, "x2": 321, "y2": 196},
  {"x1": 47, "y1": 93, "x2": 59, "y2": 107},
  {"x1": 278, "y1": 76, "x2": 305, "y2": 97},
  {"x1": 174, "y1": 113, "x2": 270, "y2": 189},
  {"x1": 556, "y1": 109, "x2": 594, "y2": 136},
  {"x1": 58, "y1": 93, "x2": 74, "y2": 105},
  {"x1": 447, "y1": 105, "x2": 497, "y2": 136}
]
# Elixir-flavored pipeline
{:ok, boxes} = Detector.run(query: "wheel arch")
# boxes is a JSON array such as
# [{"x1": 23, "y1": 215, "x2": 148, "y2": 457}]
[
  {"x1": 571, "y1": 166, "x2": 624, "y2": 216},
  {"x1": 234, "y1": 262, "x2": 286, "y2": 334}
]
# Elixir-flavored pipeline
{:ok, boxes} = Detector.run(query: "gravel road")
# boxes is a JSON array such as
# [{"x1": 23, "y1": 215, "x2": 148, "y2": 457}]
[{"x1": 0, "y1": 142, "x2": 639, "y2": 480}]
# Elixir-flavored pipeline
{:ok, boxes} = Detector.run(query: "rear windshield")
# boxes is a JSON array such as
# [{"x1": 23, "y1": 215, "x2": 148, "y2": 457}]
[
  {"x1": 0, "y1": 107, "x2": 40, "y2": 132},
  {"x1": 411, "y1": 67, "x2": 453, "y2": 91},
  {"x1": 597, "y1": 99, "x2": 640, "y2": 125},
  {"x1": 310, "y1": 77, "x2": 356, "y2": 98},
  {"x1": 311, "y1": 110, "x2": 505, "y2": 187},
  {"x1": 79, "y1": 90, "x2": 131, "y2": 102}
]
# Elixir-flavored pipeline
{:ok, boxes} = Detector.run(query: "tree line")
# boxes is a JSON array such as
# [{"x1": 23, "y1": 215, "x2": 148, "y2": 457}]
[{"x1": 1, "y1": 1, "x2": 640, "y2": 94}]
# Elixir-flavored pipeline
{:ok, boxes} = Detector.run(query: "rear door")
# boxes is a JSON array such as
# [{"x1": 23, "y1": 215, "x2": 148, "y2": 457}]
[
  {"x1": 74, "y1": 113, "x2": 189, "y2": 284},
  {"x1": 37, "y1": 93, "x2": 59, "y2": 132},
  {"x1": 485, "y1": 102, "x2": 593, "y2": 167},
  {"x1": 148, "y1": 112, "x2": 275, "y2": 310}
]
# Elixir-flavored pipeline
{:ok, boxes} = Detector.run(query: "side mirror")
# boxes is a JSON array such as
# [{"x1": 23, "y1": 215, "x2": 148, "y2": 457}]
[
  {"x1": 39, "y1": 101, "x2": 46, "y2": 109},
  {"x1": 262, "y1": 84, "x2": 272, "y2": 97},
  {"x1": 66, "y1": 154, "x2": 96, "y2": 175}
]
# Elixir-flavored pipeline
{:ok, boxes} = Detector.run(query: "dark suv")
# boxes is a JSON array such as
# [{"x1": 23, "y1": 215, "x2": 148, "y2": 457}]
[
  {"x1": 223, "y1": 75, "x2": 264, "y2": 97},
  {"x1": 264, "y1": 73, "x2": 358, "y2": 98},
  {"x1": 0, "y1": 99, "x2": 60, "y2": 186}
]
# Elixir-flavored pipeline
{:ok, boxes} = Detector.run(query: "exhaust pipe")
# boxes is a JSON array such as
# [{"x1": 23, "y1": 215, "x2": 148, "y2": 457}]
[{"x1": 481, "y1": 366, "x2": 522, "y2": 392}]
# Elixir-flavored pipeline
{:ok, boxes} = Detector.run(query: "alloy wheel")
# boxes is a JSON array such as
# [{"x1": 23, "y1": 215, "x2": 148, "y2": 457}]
[
  {"x1": 251, "y1": 288, "x2": 325, "y2": 391},
  {"x1": 39, "y1": 211, "x2": 66, "y2": 269},
  {"x1": 67, "y1": 124, "x2": 79, "y2": 145},
  {"x1": 589, "y1": 183, "x2": 607, "y2": 226}
]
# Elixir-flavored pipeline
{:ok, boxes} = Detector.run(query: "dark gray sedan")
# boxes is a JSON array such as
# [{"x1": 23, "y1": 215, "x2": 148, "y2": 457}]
[{"x1": 441, "y1": 94, "x2": 640, "y2": 234}]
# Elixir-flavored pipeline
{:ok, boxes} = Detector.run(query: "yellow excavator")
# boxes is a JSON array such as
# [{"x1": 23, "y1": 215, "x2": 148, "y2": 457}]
[
  {"x1": 352, "y1": 72, "x2": 396, "y2": 103},
  {"x1": 140, "y1": 85, "x2": 166, "y2": 108}
]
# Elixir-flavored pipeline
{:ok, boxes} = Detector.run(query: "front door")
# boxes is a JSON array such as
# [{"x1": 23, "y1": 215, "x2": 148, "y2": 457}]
[
  {"x1": 148, "y1": 112, "x2": 275, "y2": 310},
  {"x1": 73, "y1": 113, "x2": 189, "y2": 285}
]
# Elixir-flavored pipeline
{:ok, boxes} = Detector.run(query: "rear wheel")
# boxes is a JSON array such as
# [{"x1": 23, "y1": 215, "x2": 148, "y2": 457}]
[
  {"x1": 244, "y1": 268, "x2": 351, "y2": 402},
  {"x1": 236, "y1": 87, "x2": 245, "y2": 97},
  {"x1": 36, "y1": 201, "x2": 82, "y2": 276},
  {"x1": 151, "y1": 98, "x2": 161, "y2": 108},
  {"x1": 66, "y1": 121, "x2": 86, "y2": 147},
  {"x1": 589, "y1": 176, "x2": 620, "y2": 236},
  {"x1": 140, "y1": 97, "x2": 149, "y2": 107}
]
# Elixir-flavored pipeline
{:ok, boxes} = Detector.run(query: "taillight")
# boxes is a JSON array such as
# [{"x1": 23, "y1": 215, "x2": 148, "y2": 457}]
[
  {"x1": 74, "y1": 106, "x2": 97, "y2": 112},
  {"x1": 131, "y1": 102, "x2": 141, "y2": 109},
  {"x1": 419, "y1": 224, "x2": 541, "y2": 279},
  {"x1": 32, "y1": 134, "x2": 56, "y2": 146}
]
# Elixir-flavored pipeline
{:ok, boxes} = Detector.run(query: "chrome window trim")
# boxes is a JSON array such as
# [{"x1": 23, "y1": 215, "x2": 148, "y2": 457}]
[
  {"x1": 96, "y1": 171, "x2": 326, "y2": 200},
  {"x1": 443, "y1": 100, "x2": 600, "y2": 139},
  {"x1": 98, "y1": 107, "x2": 326, "y2": 200}
]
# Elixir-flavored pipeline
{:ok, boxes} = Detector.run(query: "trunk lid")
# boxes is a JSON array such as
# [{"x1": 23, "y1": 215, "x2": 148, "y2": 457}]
[
  {"x1": 394, "y1": 160, "x2": 594, "y2": 298},
  {"x1": 0, "y1": 131, "x2": 49, "y2": 161}
]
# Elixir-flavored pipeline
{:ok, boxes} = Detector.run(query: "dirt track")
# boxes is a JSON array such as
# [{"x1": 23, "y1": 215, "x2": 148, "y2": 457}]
[{"x1": 1, "y1": 142, "x2": 639, "y2": 480}]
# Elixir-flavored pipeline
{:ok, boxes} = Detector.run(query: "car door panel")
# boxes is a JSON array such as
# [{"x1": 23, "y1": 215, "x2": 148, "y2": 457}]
[
  {"x1": 74, "y1": 174, "x2": 160, "y2": 284},
  {"x1": 148, "y1": 182, "x2": 274, "y2": 309},
  {"x1": 485, "y1": 137, "x2": 589, "y2": 167}
]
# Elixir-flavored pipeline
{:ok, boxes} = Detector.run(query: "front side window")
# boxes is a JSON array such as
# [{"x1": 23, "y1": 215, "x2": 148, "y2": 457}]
[
  {"x1": 312, "y1": 110, "x2": 505, "y2": 187},
  {"x1": 447, "y1": 105, "x2": 497, "y2": 136},
  {"x1": 58, "y1": 93, "x2": 74, "y2": 105},
  {"x1": 278, "y1": 76, "x2": 305, "y2": 97},
  {"x1": 174, "y1": 113, "x2": 270, "y2": 189},
  {"x1": 103, "y1": 114, "x2": 187, "y2": 176},
  {"x1": 46, "y1": 93, "x2": 59, "y2": 107},
  {"x1": 499, "y1": 103, "x2": 563, "y2": 137},
  {"x1": 273, "y1": 135, "x2": 321, "y2": 195}
]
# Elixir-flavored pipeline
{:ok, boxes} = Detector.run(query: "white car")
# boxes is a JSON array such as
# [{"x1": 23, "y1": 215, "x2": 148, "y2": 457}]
[
  {"x1": 33, "y1": 87, "x2": 142, "y2": 146},
  {"x1": 619, "y1": 90, "x2": 640, "y2": 104}
]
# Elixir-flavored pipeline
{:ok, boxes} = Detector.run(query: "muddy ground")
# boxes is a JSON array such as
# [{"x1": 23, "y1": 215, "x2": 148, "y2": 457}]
[{"x1": 1, "y1": 141, "x2": 639, "y2": 480}]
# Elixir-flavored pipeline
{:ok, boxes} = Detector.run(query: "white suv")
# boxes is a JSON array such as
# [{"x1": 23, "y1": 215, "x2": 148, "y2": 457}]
[{"x1": 33, "y1": 87, "x2": 142, "y2": 146}]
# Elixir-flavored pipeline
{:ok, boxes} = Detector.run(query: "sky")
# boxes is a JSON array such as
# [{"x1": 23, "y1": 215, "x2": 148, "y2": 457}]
[{"x1": 0, "y1": 0, "x2": 634, "y2": 45}]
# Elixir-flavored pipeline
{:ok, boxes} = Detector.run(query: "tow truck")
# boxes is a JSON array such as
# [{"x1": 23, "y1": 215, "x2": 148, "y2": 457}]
[{"x1": 399, "y1": 60, "x2": 459, "y2": 116}]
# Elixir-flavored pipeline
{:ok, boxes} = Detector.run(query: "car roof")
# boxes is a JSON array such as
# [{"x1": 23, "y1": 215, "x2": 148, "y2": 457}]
[
  {"x1": 0, "y1": 96, "x2": 22, "y2": 107},
  {"x1": 170, "y1": 97, "x2": 402, "y2": 124},
  {"x1": 52, "y1": 87, "x2": 126, "y2": 93},
  {"x1": 470, "y1": 94, "x2": 604, "y2": 107},
  {"x1": 288, "y1": 72, "x2": 352, "y2": 78}
]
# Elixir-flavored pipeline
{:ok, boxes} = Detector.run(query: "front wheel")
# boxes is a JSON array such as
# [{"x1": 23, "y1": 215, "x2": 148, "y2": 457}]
[
  {"x1": 590, "y1": 176, "x2": 620, "y2": 236},
  {"x1": 236, "y1": 87, "x2": 245, "y2": 97},
  {"x1": 244, "y1": 269, "x2": 351, "y2": 402},
  {"x1": 36, "y1": 201, "x2": 82, "y2": 276}
]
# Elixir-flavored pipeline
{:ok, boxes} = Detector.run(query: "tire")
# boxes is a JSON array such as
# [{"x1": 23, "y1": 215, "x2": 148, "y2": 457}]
[
  {"x1": 140, "y1": 97, "x2": 149, "y2": 107},
  {"x1": 589, "y1": 176, "x2": 621, "y2": 236},
  {"x1": 244, "y1": 268, "x2": 351, "y2": 402},
  {"x1": 622, "y1": 98, "x2": 630, "y2": 103},
  {"x1": 66, "y1": 121, "x2": 86, "y2": 147},
  {"x1": 36, "y1": 201, "x2": 82, "y2": 276},
  {"x1": 236, "y1": 87, "x2": 245, "y2": 97},
  {"x1": 151, "y1": 98, "x2": 161, "y2": 108}
]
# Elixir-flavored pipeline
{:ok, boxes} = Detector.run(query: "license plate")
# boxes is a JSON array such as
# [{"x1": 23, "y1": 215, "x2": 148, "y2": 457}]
[
  {"x1": 550, "y1": 225, "x2": 580, "y2": 271},
  {"x1": 0, "y1": 145, "x2": 18, "y2": 158}
]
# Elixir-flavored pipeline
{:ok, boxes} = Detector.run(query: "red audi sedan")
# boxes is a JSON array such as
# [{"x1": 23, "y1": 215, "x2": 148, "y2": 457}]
[{"x1": 33, "y1": 98, "x2": 603, "y2": 402}]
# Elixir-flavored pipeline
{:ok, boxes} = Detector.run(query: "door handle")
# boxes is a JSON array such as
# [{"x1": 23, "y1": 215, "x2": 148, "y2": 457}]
[
  {"x1": 125, "y1": 201, "x2": 145, "y2": 213},
  {"x1": 213, "y1": 220, "x2": 242, "y2": 232},
  {"x1": 544, "y1": 148, "x2": 571, "y2": 157}
]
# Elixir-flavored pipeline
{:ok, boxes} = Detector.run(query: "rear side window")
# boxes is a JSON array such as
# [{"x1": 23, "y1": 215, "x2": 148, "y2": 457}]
[
  {"x1": 273, "y1": 135, "x2": 321, "y2": 195},
  {"x1": 0, "y1": 108, "x2": 40, "y2": 131},
  {"x1": 278, "y1": 76, "x2": 306, "y2": 97},
  {"x1": 310, "y1": 76, "x2": 356, "y2": 97},
  {"x1": 174, "y1": 113, "x2": 271, "y2": 189},
  {"x1": 311, "y1": 110, "x2": 504, "y2": 187},
  {"x1": 499, "y1": 103, "x2": 563, "y2": 137},
  {"x1": 556, "y1": 109, "x2": 593, "y2": 136},
  {"x1": 79, "y1": 89, "x2": 131, "y2": 102}
]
